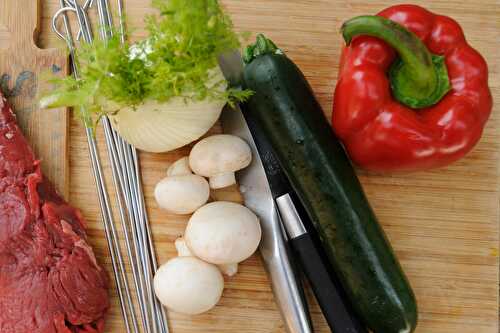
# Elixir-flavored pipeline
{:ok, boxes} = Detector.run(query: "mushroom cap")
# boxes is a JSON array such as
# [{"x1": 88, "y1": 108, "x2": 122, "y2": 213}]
[
  {"x1": 154, "y1": 174, "x2": 210, "y2": 215},
  {"x1": 189, "y1": 134, "x2": 252, "y2": 177},
  {"x1": 167, "y1": 156, "x2": 192, "y2": 176},
  {"x1": 153, "y1": 257, "x2": 224, "y2": 315},
  {"x1": 185, "y1": 201, "x2": 261, "y2": 265}
]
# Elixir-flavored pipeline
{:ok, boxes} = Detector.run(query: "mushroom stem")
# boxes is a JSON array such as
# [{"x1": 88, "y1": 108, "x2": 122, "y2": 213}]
[
  {"x1": 209, "y1": 172, "x2": 236, "y2": 189},
  {"x1": 218, "y1": 263, "x2": 238, "y2": 276},
  {"x1": 177, "y1": 237, "x2": 238, "y2": 276},
  {"x1": 175, "y1": 237, "x2": 193, "y2": 257},
  {"x1": 175, "y1": 237, "x2": 238, "y2": 276}
]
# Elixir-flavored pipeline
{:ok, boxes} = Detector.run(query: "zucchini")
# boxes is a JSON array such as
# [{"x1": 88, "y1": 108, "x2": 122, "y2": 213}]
[{"x1": 242, "y1": 34, "x2": 417, "y2": 333}]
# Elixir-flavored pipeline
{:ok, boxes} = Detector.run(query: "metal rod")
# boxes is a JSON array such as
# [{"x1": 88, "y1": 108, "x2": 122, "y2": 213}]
[
  {"x1": 117, "y1": 0, "x2": 126, "y2": 44},
  {"x1": 66, "y1": 0, "x2": 94, "y2": 40}
]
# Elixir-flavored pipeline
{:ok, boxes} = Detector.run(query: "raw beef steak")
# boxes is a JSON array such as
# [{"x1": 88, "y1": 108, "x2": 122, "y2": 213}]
[{"x1": 0, "y1": 92, "x2": 109, "y2": 333}]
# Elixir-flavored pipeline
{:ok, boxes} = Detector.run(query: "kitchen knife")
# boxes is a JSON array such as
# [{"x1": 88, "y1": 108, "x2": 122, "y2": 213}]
[
  {"x1": 245, "y1": 110, "x2": 368, "y2": 333},
  {"x1": 219, "y1": 50, "x2": 368, "y2": 333},
  {"x1": 220, "y1": 104, "x2": 313, "y2": 333},
  {"x1": 239, "y1": 102, "x2": 367, "y2": 333}
]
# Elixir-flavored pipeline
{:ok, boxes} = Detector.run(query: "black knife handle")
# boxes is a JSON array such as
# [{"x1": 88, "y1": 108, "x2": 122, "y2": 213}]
[
  {"x1": 277, "y1": 194, "x2": 367, "y2": 333},
  {"x1": 290, "y1": 233, "x2": 368, "y2": 333}
]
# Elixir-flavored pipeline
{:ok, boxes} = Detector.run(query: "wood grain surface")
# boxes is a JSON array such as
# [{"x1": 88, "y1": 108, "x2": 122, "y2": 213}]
[
  {"x1": 0, "y1": 0, "x2": 69, "y2": 197},
  {"x1": 38, "y1": 1, "x2": 499, "y2": 332}
]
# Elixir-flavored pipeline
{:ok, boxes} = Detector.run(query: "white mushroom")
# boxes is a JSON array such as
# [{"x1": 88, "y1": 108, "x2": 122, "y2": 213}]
[
  {"x1": 176, "y1": 237, "x2": 238, "y2": 276},
  {"x1": 189, "y1": 134, "x2": 252, "y2": 189},
  {"x1": 167, "y1": 156, "x2": 192, "y2": 176},
  {"x1": 154, "y1": 175, "x2": 209, "y2": 215},
  {"x1": 153, "y1": 257, "x2": 224, "y2": 315},
  {"x1": 185, "y1": 201, "x2": 261, "y2": 265}
]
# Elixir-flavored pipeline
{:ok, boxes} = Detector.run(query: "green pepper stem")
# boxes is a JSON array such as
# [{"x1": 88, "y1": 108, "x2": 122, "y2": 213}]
[{"x1": 341, "y1": 16, "x2": 450, "y2": 109}]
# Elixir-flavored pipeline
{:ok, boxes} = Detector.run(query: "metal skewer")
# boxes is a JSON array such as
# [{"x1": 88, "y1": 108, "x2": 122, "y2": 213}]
[{"x1": 117, "y1": 0, "x2": 126, "y2": 44}]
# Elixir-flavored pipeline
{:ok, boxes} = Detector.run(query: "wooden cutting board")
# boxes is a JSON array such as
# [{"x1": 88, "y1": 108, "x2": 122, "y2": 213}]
[
  {"x1": 0, "y1": 0, "x2": 68, "y2": 197},
  {"x1": 39, "y1": 0, "x2": 499, "y2": 332}
]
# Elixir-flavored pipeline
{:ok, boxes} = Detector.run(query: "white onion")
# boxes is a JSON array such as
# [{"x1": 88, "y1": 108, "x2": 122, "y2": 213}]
[{"x1": 110, "y1": 67, "x2": 227, "y2": 153}]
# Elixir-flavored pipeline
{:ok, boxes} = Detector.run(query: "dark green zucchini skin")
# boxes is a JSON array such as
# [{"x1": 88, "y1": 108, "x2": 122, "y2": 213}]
[{"x1": 243, "y1": 53, "x2": 418, "y2": 333}]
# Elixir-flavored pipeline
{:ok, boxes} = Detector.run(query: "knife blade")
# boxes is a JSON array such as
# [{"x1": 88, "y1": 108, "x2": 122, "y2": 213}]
[
  {"x1": 219, "y1": 50, "x2": 368, "y2": 333},
  {"x1": 220, "y1": 104, "x2": 313, "y2": 333}
]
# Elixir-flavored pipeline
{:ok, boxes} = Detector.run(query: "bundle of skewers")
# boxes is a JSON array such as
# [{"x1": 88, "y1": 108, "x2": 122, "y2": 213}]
[{"x1": 51, "y1": 1, "x2": 168, "y2": 332}]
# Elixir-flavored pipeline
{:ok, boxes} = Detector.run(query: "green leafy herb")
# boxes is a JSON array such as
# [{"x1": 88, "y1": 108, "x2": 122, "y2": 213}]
[{"x1": 41, "y1": 0, "x2": 251, "y2": 122}]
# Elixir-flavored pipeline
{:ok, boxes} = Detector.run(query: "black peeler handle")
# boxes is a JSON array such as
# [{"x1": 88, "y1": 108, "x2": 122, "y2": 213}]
[{"x1": 276, "y1": 193, "x2": 368, "y2": 333}]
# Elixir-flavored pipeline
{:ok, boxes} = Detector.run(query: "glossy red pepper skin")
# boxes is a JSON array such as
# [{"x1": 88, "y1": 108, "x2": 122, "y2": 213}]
[{"x1": 332, "y1": 5, "x2": 492, "y2": 172}]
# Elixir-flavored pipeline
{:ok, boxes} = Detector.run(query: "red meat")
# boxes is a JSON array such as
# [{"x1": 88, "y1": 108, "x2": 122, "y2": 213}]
[{"x1": 0, "y1": 92, "x2": 109, "y2": 333}]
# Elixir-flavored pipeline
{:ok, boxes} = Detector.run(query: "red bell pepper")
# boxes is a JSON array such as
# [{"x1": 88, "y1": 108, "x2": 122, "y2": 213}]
[{"x1": 332, "y1": 4, "x2": 492, "y2": 172}]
